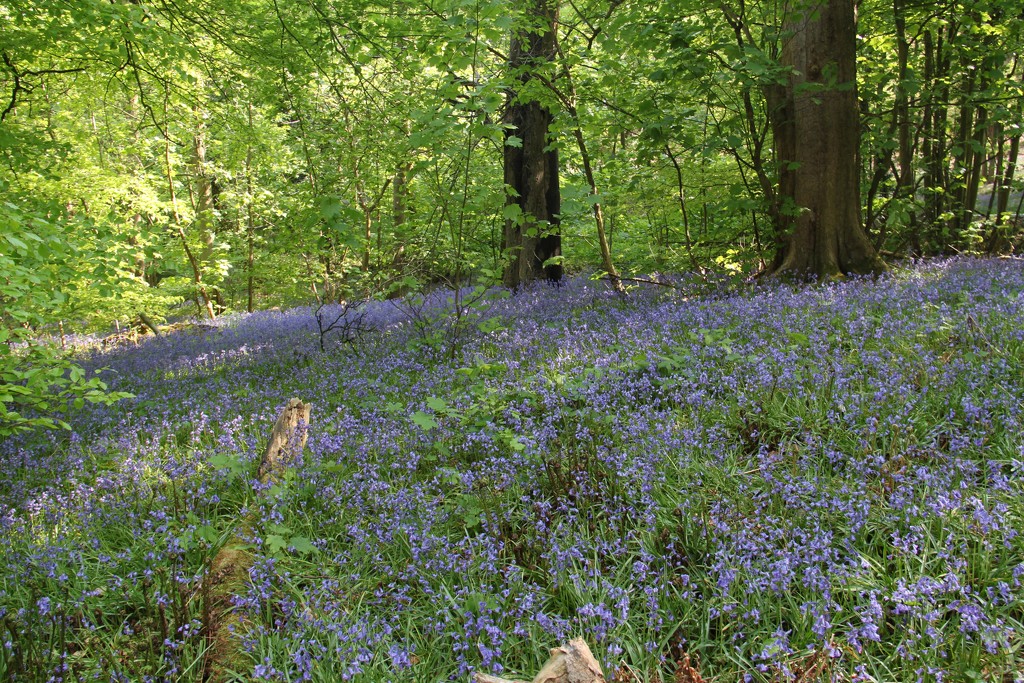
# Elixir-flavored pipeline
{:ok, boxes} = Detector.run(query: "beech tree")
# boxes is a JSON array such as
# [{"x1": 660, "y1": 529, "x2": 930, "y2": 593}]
[
  {"x1": 768, "y1": 0, "x2": 885, "y2": 277},
  {"x1": 502, "y1": 0, "x2": 563, "y2": 288}
]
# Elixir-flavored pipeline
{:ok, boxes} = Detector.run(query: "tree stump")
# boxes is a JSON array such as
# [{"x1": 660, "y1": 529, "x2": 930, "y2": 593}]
[
  {"x1": 473, "y1": 639, "x2": 606, "y2": 683},
  {"x1": 256, "y1": 397, "x2": 312, "y2": 483},
  {"x1": 202, "y1": 398, "x2": 312, "y2": 681}
]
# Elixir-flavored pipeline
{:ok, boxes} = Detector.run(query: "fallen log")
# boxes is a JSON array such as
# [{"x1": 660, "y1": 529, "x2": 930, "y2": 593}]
[
  {"x1": 138, "y1": 312, "x2": 161, "y2": 337},
  {"x1": 202, "y1": 398, "x2": 312, "y2": 682},
  {"x1": 473, "y1": 639, "x2": 606, "y2": 683}
]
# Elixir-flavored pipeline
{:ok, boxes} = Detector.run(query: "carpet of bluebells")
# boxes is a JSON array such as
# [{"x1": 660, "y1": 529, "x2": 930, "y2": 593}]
[{"x1": 2, "y1": 258, "x2": 1024, "y2": 682}]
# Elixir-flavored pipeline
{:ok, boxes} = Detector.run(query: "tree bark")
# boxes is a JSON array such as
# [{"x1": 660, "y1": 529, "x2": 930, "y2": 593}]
[
  {"x1": 256, "y1": 398, "x2": 313, "y2": 482},
  {"x1": 502, "y1": 0, "x2": 562, "y2": 289},
  {"x1": 769, "y1": 0, "x2": 884, "y2": 277},
  {"x1": 922, "y1": 24, "x2": 955, "y2": 249},
  {"x1": 245, "y1": 102, "x2": 257, "y2": 313}
]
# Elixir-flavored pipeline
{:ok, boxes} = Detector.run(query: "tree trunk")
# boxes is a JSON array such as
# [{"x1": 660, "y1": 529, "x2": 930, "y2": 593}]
[
  {"x1": 502, "y1": 0, "x2": 562, "y2": 289},
  {"x1": 769, "y1": 0, "x2": 884, "y2": 277},
  {"x1": 987, "y1": 129, "x2": 1022, "y2": 253},
  {"x1": 922, "y1": 24, "x2": 955, "y2": 250},
  {"x1": 553, "y1": 46, "x2": 623, "y2": 293},
  {"x1": 202, "y1": 399, "x2": 311, "y2": 682},
  {"x1": 950, "y1": 67, "x2": 978, "y2": 243},
  {"x1": 996, "y1": 132, "x2": 1021, "y2": 221},
  {"x1": 165, "y1": 126, "x2": 216, "y2": 320},
  {"x1": 245, "y1": 103, "x2": 257, "y2": 313},
  {"x1": 193, "y1": 111, "x2": 225, "y2": 312},
  {"x1": 892, "y1": 0, "x2": 918, "y2": 251}
]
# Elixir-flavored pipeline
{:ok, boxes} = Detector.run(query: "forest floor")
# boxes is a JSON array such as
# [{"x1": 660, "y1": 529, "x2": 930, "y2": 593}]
[{"x1": 1, "y1": 257, "x2": 1023, "y2": 682}]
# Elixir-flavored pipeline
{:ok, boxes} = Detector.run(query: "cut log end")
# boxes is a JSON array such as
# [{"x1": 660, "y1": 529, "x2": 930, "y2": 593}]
[{"x1": 473, "y1": 639, "x2": 605, "y2": 683}]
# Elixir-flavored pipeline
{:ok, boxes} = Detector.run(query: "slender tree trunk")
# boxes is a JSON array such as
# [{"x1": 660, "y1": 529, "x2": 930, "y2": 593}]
[
  {"x1": 355, "y1": 175, "x2": 392, "y2": 275},
  {"x1": 193, "y1": 108, "x2": 224, "y2": 312},
  {"x1": 665, "y1": 145, "x2": 700, "y2": 273},
  {"x1": 245, "y1": 105, "x2": 256, "y2": 313},
  {"x1": 165, "y1": 130, "x2": 215, "y2": 319},
  {"x1": 722, "y1": 7, "x2": 786, "y2": 248},
  {"x1": 893, "y1": 0, "x2": 918, "y2": 251},
  {"x1": 996, "y1": 133, "x2": 1021, "y2": 221},
  {"x1": 769, "y1": 0, "x2": 884, "y2": 277},
  {"x1": 987, "y1": 129, "x2": 1022, "y2": 252},
  {"x1": 985, "y1": 126, "x2": 1003, "y2": 221},
  {"x1": 925, "y1": 24, "x2": 955, "y2": 250},
  {"x1": 361, "y1": 188, "x2": 372, "y2": 272},
  {"x1": 572, "y1": 124, "x2": 622, "y2": 292},
  {"x1": 951, "y1": 67, "x2": 978, "y2": 243},
  {"x1": 920, "y1": 29, "x2": 937, "y2": 235},
  {"x1": 552, "y1": 47, "x2": 623, "y2": 292},
  {"x1": 502, "y1": 0, "x2": 561, "y2": 289}
]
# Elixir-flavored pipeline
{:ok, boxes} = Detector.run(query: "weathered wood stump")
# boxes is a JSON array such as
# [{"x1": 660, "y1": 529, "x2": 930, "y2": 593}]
[
  {"x1": 202, "y1": 398, "x2": 312, "y2": 682},
  {"x1": 256, "y1": 397, "x2": 312, "y2": 482},
  {"x1": 473, "y1": 639, "x2": 606, "y2": 683}
]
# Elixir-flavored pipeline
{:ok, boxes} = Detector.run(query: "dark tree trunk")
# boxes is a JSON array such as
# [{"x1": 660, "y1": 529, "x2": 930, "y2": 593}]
[
  {"x1": 502, "y1": 0, "x2": 562, "y2": 289},
  {"x1": 769, "y1": 0, "x2": 884, "y2": 277},
  {"x1": 922, "y1": 24, "x2": 955, "y2": 250},
  {"x1": 893, "y1": 0, "x2": 918, "y2": 251},
  {"x1": 950, "y1": 67, "x2": 979, "y2": 244}
]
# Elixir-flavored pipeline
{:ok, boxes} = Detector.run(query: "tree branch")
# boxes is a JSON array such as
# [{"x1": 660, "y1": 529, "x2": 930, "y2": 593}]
[{"x1": 1, "y1": 51, "x2": 87, "y2": 123}]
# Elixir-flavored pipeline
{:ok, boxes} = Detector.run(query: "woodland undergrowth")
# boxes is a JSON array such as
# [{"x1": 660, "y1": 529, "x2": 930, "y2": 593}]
[{"x1": 1, "y1": 258, "x2": 1023, "y2": 682}]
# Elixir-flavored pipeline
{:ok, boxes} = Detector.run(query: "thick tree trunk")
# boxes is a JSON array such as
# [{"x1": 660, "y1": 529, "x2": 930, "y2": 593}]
[
  {"x1": 769, "y1": 0, "x2": 884, "y2": 277},
  {"x1": 502, "y1": 0, "x2": 562, "y2": 289}
]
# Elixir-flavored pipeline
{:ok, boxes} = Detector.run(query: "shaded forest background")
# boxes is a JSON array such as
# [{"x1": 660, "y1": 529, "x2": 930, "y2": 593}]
[{"x1": 2, "y1": 0, "x2": 1023, "y2": 327}]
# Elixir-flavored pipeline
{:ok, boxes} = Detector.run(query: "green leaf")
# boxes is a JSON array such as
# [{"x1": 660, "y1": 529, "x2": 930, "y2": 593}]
[
  {"x1": 426, "y1": 396, "x2": 449, "y2": 412},
  {"x1": 786, "y1": 331, "x2": 809, "y2": 346},
  {"x1": 289, "y1": 535, "x2": 318, "y2": 555},
  {"x1": 4, "y1": 234, "x2": 28, "y2": 250},
  {"x1": 411, "y1": 411, "x2": 438, "y2": 431},
  {"x1": 209, "y1": 454, "x2": 247, "y2": 475},
  {"x1": 266, "y1": 534, "x2": 288, "y2": 554},
  {"x1": 267, "y1": 522, "x2": 292, "y2": 535}
]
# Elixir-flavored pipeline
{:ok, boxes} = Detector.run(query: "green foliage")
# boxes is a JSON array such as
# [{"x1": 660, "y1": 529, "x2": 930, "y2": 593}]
[
  {"x1": 2, "y1": 0, "x2": 1023, "y2": 424},
  {"x1": 0, "y1": 198, "x2": 132, "y2": 435}
]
